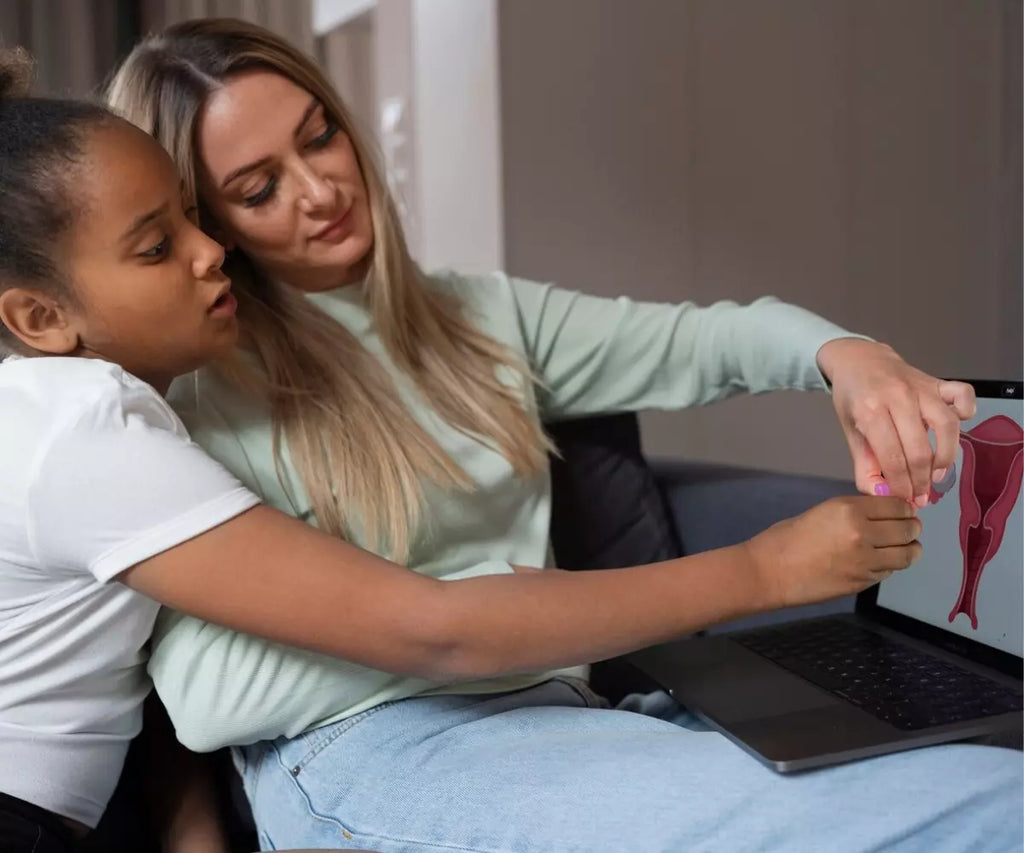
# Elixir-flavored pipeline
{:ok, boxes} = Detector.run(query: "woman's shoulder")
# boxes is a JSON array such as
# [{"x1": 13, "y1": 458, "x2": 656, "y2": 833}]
[
  {"x1": 426, "y1": 268, "x2": 519, "y2": 300},
  {"x1": 427, "y1": 268, "x2": 545, "y2": 325}
]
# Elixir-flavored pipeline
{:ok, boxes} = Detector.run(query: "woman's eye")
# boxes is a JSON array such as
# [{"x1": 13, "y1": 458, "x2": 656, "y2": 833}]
[
  {"x1": 308, "y1": 122, "x2": 340, "y2": 150},
  {"x1": 139, "y1": 236, "x2": 170, "y2": 259},
  {"x1": 243, "y1": 176, "x2": 276, "y2": 208}
]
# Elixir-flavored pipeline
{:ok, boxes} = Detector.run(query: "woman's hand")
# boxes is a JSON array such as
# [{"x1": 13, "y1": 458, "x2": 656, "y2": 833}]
[
  {"x1": 816, "y1": 338, "x2": 976, "y2": 506},
  {"x1": 745, "y1": 495, "x2": 922, "y2": 609}
]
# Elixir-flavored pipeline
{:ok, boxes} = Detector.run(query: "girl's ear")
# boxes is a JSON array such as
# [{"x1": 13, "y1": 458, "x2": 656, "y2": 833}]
[{"x1": 0, "y1": 288, "x2": 81, "y2": 355}]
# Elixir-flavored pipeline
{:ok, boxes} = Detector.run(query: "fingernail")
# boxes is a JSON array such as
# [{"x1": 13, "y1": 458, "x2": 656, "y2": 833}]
[
  {"x1": 915, "y1": 494, "x2": 928, "y2": 508},
  {"x1": 932, "y1": 468, "x2": 947, "y2": 483},
  {"x1": 874, "y1": 483, "x2": 891, "y2": 496}
]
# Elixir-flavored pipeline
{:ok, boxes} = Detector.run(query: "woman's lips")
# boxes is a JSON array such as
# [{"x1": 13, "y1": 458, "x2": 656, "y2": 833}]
[{"x1": 311, "y1": 206, "x2": 353, "y2": 242}]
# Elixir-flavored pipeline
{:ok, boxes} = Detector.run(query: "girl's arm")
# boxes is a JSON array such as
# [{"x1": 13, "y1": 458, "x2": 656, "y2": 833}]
[{"x1": 121, "y1": 497, "x2": 920, "y2": 682}]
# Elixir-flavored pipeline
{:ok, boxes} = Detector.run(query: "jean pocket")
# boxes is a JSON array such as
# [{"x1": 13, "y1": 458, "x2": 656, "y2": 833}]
[{"x1": 282, "y1": 700, "x2": 398, "y2": 776}]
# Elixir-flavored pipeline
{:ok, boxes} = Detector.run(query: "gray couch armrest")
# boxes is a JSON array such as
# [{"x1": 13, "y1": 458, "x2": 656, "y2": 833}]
[{"x1": 651, "y1": 460, "x2": 859, "y2": 632}]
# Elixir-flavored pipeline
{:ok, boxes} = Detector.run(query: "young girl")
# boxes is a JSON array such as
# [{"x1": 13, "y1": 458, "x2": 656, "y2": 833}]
[
  {"x1": 100, "y1": 18, "x2": 1022, "y2": 853},
  {"x1": 0, "y1": 44, "x2": 966, "y2": 853}
]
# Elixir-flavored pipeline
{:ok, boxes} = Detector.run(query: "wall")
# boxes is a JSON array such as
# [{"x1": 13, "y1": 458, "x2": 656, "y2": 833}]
[
  {"x1": 363, "y1": 0, "x2": 503, "y2": 273},
  {"x1": 499, "y1": 0, "x2": 1022, "y2": 478},
  {"x1": 410, "y1": 0, "x2": 503, "y2": 275},
  {"x1": 318, "y1": 9, "x2": 377, "y2": 143}
]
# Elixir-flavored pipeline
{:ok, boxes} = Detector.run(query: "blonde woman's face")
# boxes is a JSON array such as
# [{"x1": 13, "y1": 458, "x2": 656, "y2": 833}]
[{"x1": 196, "y1": 70, "x2": 374, "y2": 292}]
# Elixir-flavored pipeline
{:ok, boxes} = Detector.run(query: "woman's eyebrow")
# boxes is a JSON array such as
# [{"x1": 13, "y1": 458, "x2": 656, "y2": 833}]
[{"x1": 220, "y1": 97, "x2": 322, "y2": 190}]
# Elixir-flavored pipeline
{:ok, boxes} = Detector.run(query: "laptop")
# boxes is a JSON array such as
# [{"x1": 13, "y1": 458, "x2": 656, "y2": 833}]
[{"x1": 628, "y1": 378, "x2": 1023, "y2": 772}]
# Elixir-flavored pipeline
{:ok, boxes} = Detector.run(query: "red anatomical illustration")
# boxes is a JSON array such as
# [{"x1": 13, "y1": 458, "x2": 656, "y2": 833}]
[{"x1": 928, "y1": 416, "x2": 1023, "y2": 630}]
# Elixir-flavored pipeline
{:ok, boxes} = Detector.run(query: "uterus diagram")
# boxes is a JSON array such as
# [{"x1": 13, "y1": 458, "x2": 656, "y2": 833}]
[{"x1": 929, "y1": 415, "x2": 1023, "y2": 630}]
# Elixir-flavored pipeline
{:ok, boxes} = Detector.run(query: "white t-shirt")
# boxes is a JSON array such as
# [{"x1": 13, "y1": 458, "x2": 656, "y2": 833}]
[{"x1": 0, "y1": 356, "x2": 260, "y2": 828}]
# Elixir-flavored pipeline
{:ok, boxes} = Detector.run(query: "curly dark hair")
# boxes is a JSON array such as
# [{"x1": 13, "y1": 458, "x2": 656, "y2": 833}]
[{"x1": 0, "y1": 47, "x2": 114, "y2": 353}]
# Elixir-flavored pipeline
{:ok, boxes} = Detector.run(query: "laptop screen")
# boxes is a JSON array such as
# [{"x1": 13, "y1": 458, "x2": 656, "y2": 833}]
[{"x1": 873, "y1": 382, "x2": 1023, "y2": 662}]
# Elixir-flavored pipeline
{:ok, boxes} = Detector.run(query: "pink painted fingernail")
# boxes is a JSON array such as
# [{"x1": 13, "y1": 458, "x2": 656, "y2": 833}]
[
  {"x1": 915, "y1": 494, "x2": 929, "y2": 508},
  {"x1": 874, "y1": 483, "x2": 891, "y2": 496},
  {"x1": 932, "y1": 468, "x2": 947, "y2": 483}
]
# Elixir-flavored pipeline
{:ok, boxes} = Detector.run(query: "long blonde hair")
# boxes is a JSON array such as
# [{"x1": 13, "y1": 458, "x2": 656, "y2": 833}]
[{"x1": 106, "y1": 18, "x2": 552, "y2": 560}]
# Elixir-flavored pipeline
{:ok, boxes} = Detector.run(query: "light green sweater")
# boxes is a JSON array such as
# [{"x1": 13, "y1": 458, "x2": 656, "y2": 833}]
[{"x1": 153, "y1": 271, "x2": 850, "y2": 751}]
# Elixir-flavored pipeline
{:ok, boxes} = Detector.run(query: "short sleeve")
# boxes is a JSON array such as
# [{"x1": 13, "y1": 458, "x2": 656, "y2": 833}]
[{"x1": 26, "y1": 384, "x2": 261, "y2": 583}]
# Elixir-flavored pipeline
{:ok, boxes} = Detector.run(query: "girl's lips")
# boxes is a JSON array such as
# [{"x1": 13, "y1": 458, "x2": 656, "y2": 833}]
[{"x1": 209, "y1": 290, "x2": 238, "y2": 318}]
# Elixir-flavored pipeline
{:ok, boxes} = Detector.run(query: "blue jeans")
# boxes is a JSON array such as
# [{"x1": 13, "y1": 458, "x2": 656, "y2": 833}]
[{"x1": 234, "y1": 678, "x2": 1023, "y2": 852}]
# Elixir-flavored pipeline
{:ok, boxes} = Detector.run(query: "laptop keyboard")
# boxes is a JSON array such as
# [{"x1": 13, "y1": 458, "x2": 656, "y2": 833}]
[{"x1": 736, "y1": 620, "x2": 1024, "y2": 730}]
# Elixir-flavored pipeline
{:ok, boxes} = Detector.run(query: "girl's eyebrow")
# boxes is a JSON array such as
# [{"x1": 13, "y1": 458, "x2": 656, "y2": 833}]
[
  {"x1": 220, "y1": 97, "x2": 321, "y2": 190},
  {"x1": 119, "y1": 182, "x2": 184, "y2": 242},
  {"x1": 120, "y1": 201, "x2": 169, "y2": 242}
]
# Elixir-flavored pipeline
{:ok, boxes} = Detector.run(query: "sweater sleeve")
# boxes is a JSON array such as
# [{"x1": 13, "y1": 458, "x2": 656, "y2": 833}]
[{"x1": 503, "y1": 276, "x2": 863, "y2": 421}]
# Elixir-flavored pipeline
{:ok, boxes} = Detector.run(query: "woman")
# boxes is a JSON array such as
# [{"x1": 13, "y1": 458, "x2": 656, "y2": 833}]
[{"x1": 104, "y1": 19, "x2": 1020, "y2": 853}]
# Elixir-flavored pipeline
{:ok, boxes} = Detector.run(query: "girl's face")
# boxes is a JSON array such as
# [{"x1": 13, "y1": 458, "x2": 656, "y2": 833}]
[
  {"x1": 195, "y1": 70, "x2": 375, "y2": 293},
  {"x1": 65, "y1": 123, "x2": 235, "y2": 390}
]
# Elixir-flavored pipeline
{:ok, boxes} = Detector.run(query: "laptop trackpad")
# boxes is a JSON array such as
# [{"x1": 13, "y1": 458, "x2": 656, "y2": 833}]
[{"x1": 640, "y1": 638, "x2": 838, "y2": 723}]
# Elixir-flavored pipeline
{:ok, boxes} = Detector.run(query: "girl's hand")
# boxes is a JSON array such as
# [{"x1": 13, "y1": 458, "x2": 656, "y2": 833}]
[
  {"x1": 816, "y1": 338, "x2": 976, "y2": 506},
  {"x1": 745, "y1": 495, "x2": 922, "y2": 608}
]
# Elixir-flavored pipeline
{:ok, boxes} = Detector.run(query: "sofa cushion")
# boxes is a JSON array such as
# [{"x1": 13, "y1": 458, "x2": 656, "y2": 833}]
[{"x1": 546, "y1": 413, "x2": 683, "y2": 570}]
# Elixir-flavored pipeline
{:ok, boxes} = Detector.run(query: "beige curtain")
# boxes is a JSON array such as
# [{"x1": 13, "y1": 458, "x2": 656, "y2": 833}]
[
  {"x1": 0, "y1": 0, "x2": 314, "y2": 96},
  {"x1": 0, "y1": 0, "x2": 122, "y2": 96},
  {"x1": 140, "y1": 0, "x2": 314, "y2": 55}
]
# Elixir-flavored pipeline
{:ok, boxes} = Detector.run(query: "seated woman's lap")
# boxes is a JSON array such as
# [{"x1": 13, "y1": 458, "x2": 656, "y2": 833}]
[{"x1": 235, "y1": 678, "x2": 1023, "y2": 853}]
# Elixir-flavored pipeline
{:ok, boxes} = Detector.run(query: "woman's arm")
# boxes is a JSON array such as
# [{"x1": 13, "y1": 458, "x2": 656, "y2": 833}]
[
  {"x1": 489, "y1": 274, "x2": 973, "y2": 504},
  {"x1": 496, "y1": 276, "x2": 849, "y2": 417},
  {"x1": 122, "y1": 497, "x2": 920, "y2": 682}
]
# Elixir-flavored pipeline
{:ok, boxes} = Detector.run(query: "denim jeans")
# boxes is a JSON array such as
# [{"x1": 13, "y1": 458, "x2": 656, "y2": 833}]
[{"x1": 234, "y1": 678, "x2": 1023, "y2": 853}]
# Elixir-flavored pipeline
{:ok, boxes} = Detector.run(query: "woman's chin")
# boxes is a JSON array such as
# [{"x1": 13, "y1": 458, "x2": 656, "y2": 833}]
[
  {"x1": 327, "y1": 232, "x2": 372, "y2": 267},
  {"x1": 299, "y1": 239, "x2": 373, "y2": 288}
]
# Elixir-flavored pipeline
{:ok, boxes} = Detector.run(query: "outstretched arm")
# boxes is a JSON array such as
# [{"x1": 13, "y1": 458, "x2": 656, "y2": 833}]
[
  {"x1": 490, "y1": 274, "x2": 971, "y2": 506},
  {"x1": 122, "y1": 498, "x2": 920, "y2": 682}
]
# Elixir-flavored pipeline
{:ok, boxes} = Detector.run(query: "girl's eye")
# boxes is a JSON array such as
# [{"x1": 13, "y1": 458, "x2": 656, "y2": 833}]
[
  {"x1": 243, "y1": 176, "x2": 276, "y2": 208},
  {"x1": 308, "y1": 122, "x2": 340, "y2": 150},
  {"x1": 139, "y1": 236, "x2": 170, "y2": 259}
]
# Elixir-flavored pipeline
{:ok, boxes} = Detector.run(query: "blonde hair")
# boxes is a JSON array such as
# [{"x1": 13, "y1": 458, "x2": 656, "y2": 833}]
[{"x1": 106, "y1": 18, "x2": 552, "y2": 560}]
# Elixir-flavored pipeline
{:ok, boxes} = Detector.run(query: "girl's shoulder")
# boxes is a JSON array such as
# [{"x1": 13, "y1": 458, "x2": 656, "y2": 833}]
[{"x1": 0, "y1": 355, "x2": 182, "y2": 440}]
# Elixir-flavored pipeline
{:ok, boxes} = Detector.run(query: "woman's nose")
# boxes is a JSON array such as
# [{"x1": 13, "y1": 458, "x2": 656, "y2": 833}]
[{"x1": 296, "y1": 164, "x2": 336, "y2": 212}]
